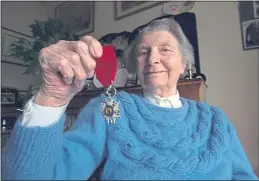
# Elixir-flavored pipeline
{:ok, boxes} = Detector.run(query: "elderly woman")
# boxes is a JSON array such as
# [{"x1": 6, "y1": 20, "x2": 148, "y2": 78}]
[{"x1": 2, "y1": 18, "x2": 258, "y2": 180}]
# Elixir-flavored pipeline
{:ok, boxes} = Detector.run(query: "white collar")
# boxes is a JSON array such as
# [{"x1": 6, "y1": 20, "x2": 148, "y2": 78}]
[{"x1": 143, "y1": 90, "x2": 183, "y2": 108}]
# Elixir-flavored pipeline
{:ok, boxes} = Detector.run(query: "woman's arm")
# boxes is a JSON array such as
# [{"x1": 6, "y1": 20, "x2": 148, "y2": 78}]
[{"x1": 2, "y1": 96, "x2": 107, "y2": 180}]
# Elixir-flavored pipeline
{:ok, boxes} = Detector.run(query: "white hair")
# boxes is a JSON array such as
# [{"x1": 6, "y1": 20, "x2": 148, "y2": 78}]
[{"x1": 124, "y1": 18, "x2": 195, "y2": 73}]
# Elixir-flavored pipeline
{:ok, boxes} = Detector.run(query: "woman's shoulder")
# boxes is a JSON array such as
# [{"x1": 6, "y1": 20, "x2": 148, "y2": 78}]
[
  {"x1": 180, "y1": 99, "x2": 233, "y2": 173},
  {"x1": 184, "y1": 98, "x2": 231, "y2": 123},
  {"x1": 182, "y1": 98, "x2": 233, "y2": 140}
]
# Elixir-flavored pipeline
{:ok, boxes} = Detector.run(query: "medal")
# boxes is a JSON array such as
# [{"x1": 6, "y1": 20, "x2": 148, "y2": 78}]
[
  {"x1": 95, "y1": 45, "x2": 120, "y2": 124},
  {"x1": 102, "y1": 83, "x2": 120, "y2": 124}
]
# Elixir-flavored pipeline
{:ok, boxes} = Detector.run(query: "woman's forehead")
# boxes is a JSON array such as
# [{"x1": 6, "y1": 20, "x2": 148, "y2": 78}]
[{"x1": 137, "y1": 31, "x2": 178, "y2": 47}]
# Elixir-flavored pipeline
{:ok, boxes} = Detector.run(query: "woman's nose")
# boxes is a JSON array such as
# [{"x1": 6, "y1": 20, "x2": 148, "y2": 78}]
[{"x1": 147, "y1": 49, "x2": 160, "y2": 65}]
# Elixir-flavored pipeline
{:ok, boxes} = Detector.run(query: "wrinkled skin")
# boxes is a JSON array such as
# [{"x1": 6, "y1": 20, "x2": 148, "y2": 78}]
[
  {"x1": 34, "y1": 36, "x2": 103, "y2": 106},
  {"x1": 136, "y1": 31, "x2": 185, "y2": 97}
]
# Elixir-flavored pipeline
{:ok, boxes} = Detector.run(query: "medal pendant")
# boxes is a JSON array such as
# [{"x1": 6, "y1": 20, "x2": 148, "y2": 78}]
[
  {"x1": 102, "y1": 84, "x2": 120, "y2": 124},
  {"x1": 95, "y1": 45, "x2": 119, "y2": 124}
]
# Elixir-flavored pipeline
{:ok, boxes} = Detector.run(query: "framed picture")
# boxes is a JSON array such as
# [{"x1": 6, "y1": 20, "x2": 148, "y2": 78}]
[
  {"x1": 238, "y1": 1, "x2": 259, "y2": 50},
  {"x1": 253, "y1": 1, "x2": 259, "y2": 18},
  {"x1": 55, "y1": 1, "x2": 95, "y2": 37},
  {"x1": 1, "y1": 93, "x2": 16, "y2": 105},
  {"x1": 241, "y1": 18, "x2": 259, "y2": 50},
  {"x1": 162, "y1": 1, "x2": 195, "y2": 15},
  {"x1": 114, "y1": 1, "x2": 163, "y2": 20},
  {"x1": 1, "y1": 27, "x2": 34, "y2": 67},
  {"x1": 1, "y1": 87, "x2": 17, "y2": 105}
]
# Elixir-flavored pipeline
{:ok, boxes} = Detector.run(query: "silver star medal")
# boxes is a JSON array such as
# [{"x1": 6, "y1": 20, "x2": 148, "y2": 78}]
[{"x1": 102, "y1": 84, "x2": 120, "y2": 124}]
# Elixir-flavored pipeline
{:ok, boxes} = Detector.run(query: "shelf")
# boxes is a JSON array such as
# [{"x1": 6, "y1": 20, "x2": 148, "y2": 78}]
[
  {"x1": 68, "y1": 85, "x2": 143, "y2": 108},
  {"x1": 1, "y1": 106, "x2": 23, "y2": 115},
  {"x1": 77, "y1": 85, "x2": 143, "y2": 96},
  {"x1": 67, "y1": 78, "x2": 207, "y2": 109},
  {"x1": 1, "y1": 130, "x2": 12, "y2": 135},
  {"x1": 75, "y1": 78, "x2": 205, "y2": 97}
]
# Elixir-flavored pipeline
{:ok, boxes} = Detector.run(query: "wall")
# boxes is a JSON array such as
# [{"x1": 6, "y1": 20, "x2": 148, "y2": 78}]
[
  {"x1": 193, "y1": 2, "x2": 258, "y2": 174},
  {"x1": 1, "y1": 2, "x2": 48, "y2": 90},
  {"x1": 2, "y1": 1, "x2": 258, "y2": 174},
  {"x1": 90, "y1": 1, "x2": 259, "y2": 173}
]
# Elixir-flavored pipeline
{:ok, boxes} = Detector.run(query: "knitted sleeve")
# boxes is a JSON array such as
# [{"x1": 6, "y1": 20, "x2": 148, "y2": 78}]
[
  {"x1": 1, "y1": 96, "x2": 107, "y2": 180},
  {"x1": 229, "y1": 122, "x2": 258, "y2": 180}
]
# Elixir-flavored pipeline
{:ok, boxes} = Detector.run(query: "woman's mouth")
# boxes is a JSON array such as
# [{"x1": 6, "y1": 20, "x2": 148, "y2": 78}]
[{"x1": 144, "y1": 71, "x2": 167, "y2": 75}]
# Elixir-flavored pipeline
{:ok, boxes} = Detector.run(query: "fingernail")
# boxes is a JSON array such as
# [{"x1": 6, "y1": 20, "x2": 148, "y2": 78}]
[
  {"x1": 74, "y1": 79, "x2": 85, "y2": 89},
  {"x1": 87, "y1": 71, "x2": 95, "y2": 79},
  {"x1": 64, "y1": 77, "x2": 73, "y2": 84},
  {"x1": 91, "y1": 46, "x2": 101, "y2": 58},
  {"x1": 95, "y1": 48, "x2": 102, "y2": 57},
  {"x1": 74, "y1": 79, "x2": 80, "y2": 88},
  {"x1": 88, "y1": 46, "x2": 96, "y2": 57}
]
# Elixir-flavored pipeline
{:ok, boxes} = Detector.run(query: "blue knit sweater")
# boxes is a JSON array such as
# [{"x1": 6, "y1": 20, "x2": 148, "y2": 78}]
[{"x1": 2, "y1": 91, "x2": 258, "y2": 180}]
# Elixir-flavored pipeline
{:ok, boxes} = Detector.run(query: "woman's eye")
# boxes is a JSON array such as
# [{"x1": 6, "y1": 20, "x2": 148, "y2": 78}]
[
  {"x1": 161, "y1": 48, "x2": 171, "y2": 52},
  {"x1": 160, "y1": 47, "x2": 174, "y2": 55},
  {"x1": 138, "y1": 51, "x2": 148, "y2": 56}
]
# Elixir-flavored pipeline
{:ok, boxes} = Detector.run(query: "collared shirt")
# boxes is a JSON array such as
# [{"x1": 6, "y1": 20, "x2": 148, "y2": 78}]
[{"x1": 143, "y1": 90, "x2": 183, "y2": 108}]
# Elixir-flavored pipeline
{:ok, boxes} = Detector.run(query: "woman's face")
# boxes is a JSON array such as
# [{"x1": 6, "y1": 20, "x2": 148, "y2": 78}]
[{"x1": 136, "y1": 30, "x2": 185, "y2": 95}]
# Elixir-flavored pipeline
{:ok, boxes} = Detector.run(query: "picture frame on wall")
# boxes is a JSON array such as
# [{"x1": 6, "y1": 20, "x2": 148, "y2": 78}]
[
  {"x1": 114, "y1": 1, "x2": 163, "y2": 20},
  {"x1": 1, "y1": 92, "x2": 16, "y2": 105},
  {"x1": 162, "y1": 1, "x2": 195, "y2": 15},
  {"x1": 55, "y1": 1, "x2": 95, "y2": 37},
  {"x1": 253, "y1": 0, "x2": 259, "y2": 18},
  {"x1": 1, "y1": 27, "x2": 34, "y2": 67},
  {"x1": 238, "y1": 1, "x2": 259, "y2": 50},
  {"x1": 1, "y1": 87, "x2": 17, "y2": 106},
  {"x1": 241, "y1": 18, "x2": 259, "y2": 50}
]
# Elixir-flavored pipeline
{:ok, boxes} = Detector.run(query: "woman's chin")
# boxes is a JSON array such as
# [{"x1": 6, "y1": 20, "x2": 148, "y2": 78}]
[{"x1": 143, "y1": 81, "x2": 166, "y2": 89}]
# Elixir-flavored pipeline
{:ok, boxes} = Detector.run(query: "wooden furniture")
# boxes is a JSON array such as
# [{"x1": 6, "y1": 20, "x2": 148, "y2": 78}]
[
  {"x1": 177, "y1": 78, "x2": 207, "y2": 102},
  {"x1": 68, "y1": 78, "x2": 207, "y2": 108},
  {"x1": 64, "y1": 78, "x2": 207, "y2": 129}
]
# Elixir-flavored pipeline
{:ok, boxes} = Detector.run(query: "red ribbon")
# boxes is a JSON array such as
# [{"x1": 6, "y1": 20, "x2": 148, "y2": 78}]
[{"x1": 95, "y1": 45, "x2": 117, "y2": 87}]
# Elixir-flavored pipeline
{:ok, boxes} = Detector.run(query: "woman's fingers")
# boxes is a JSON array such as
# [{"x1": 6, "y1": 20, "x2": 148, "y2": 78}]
[
  {"x1": 39, "y1": 36, "x2": 102, "y2": 90},
  {"x1": 80, "y1": 35, "x2": 103, "y2": 58}
]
